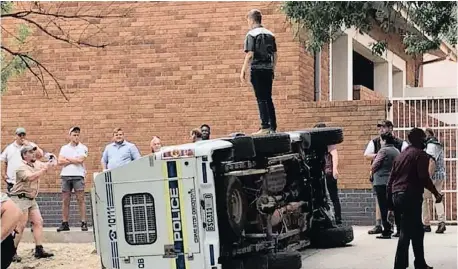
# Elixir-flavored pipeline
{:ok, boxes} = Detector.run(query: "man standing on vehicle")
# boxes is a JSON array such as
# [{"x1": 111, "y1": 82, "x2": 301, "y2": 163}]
[
  {"x1": 315, "y1": 123, "x2": 342, "y2": 225},
  {"x1": 1, "y1": 127, "x2": 44, "y2": 193},
  {"x1": 240, "y1": 9, "x2": 278, "y2": 135},
  {"x1": 422, "y1": 128, "x2": 446, "y2": 234},
  {"x1": 9, "y1": 145, "x2": 55, "y2": 259},
  {"x1": 57, "y1": 127, "x2": 89, "y2": 232},
  {"x1": 101, "y1": 128, "x2": 141, "y2": 171},
  {"x1": 201, "y1": 124, "x2": 211, "y2": 140},
  {"x1": 364, "y1": 120, "x2": 407, "y2": 236},
  {"x1": 387, "y1": 128, "x2": 442, "y2": 269}
]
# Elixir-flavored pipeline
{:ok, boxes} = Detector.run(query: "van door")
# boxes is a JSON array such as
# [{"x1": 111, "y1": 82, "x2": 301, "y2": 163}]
[{"x1": 113, "y1": 158, "x2": 201, "y2": 259}]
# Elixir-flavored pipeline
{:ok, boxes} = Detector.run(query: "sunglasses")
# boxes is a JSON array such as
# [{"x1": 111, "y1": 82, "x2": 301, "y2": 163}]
[{"x1": 17, "y1": 133, "x2": 26, "y2": 137}]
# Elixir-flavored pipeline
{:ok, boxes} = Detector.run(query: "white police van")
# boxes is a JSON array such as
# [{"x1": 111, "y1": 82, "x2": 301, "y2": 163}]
[{"x1": 92, "y1": 129, "x2": 353, "y2": 269}]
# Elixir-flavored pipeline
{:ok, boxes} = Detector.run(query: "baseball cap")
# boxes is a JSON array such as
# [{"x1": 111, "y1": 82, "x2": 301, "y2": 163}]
[
  {"x1": 15, "y1": 127, "x2": 26, "y2": 135},
  {"x1": 20, "y1": 145, "x2": 37, "y2": 156},
  {"x1": 377, "y1": 120, "x2": 394, "y2": 128},
  {"x1": 69, "y1": 126, "x2": 81, "y2": 135}
]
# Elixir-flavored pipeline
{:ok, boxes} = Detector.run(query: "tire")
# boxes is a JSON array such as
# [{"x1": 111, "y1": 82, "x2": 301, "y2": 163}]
[
  {"x1": 251, "y1": 133, "x2": 291, "y2": 157},
  {"x1": 310, "y1": 225, "x2": 354, "y2": 248},
  {"x1": 220, "y1": 135, "x2": 256, "y2": 161},
  {"x1": 242, "y1": 251, "x2": 302, "y2": 269},
  {"x1": 302, "y1": 127, "x2": 344, "y2": 148},
  {"x1": 216, "y1": 176, "x2": 248, "y2": 243}
]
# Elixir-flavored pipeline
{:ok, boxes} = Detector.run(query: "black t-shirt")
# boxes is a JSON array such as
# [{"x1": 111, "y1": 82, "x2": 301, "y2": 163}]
[{"x1": 244, "y1": 26, "x2": 277, "y2": 70}]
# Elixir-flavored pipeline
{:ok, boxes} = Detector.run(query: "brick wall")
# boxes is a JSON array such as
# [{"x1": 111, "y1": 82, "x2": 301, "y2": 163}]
[
  {"x1": 353, "y1": 85, "x2": 386, "y2": 101},
  {"x1": 1, "y1": 2, "x2": 404, "y2": 226}
]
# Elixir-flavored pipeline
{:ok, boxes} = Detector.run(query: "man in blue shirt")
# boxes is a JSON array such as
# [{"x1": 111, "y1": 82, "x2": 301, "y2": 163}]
[{"x1": 101, "y1": 128, "x2": 141, "y2": 170}]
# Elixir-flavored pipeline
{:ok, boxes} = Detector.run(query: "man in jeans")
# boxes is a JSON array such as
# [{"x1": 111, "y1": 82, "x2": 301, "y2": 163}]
[
  {"x1": 315, "y1": 123, "x2": 342, "y2": 224},
  {"x1": 57, "y1": 127, "x2": 89, "y2": 232},
  {"x1": 422, "y1": 128, "x2": 446, "y2": 233},
  {"x1": 240, "y1": 9, "x2": 278, "y2": 135}
]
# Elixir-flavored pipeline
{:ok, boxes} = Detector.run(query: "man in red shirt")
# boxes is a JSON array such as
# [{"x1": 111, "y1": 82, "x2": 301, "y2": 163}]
[{"x1": 387, "y1": 128, "x2": 443, "y2": 269}]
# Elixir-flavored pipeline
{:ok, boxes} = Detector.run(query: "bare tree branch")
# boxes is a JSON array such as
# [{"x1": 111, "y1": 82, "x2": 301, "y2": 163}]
[
  {"x1": 1, "y1": 8, "x2": 128, "y2": 19},
  {"x1": 0, "y1": 25, "x2": 22, "y2": 43},
  {"x1": 1, "y1": 45, "x2": 69, "y2": 101}
]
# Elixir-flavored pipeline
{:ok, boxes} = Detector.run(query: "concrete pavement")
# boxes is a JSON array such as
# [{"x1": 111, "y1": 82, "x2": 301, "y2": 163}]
[{"x1": 301, "y1": 226, "x2": 458, "y2": 269}]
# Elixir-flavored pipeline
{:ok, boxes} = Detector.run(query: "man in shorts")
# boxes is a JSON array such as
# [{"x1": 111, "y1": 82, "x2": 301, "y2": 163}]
[
  {"x1": 57, "y1": 127, "x2": 89, "y2": 232},
  {"x1": 8, "y1": 145, "x2": 54, "y2": 259}
]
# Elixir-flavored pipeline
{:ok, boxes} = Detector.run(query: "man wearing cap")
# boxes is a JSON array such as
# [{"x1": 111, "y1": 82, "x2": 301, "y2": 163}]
[
  {"x1": 57, "y1": 127, "x2": 89, "y2": 232},
  {"x1": 8, "y1": 145, "x2": 54, "y2": 259},
  {"x1": 364, "y1": 120, "x2": 408, "y2": 236},
  {"x1": 1, "y1": 127, "x2": 44, "y2": 193}
]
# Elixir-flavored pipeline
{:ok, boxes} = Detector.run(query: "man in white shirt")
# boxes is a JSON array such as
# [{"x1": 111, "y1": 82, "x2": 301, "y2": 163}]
[
  {"x1": 364, "y1": 120, "x2": 408, "y2": 236},
  {"x1": 1, "y1": 127, "x2": 44, "y2": 194},
  {"x1": 57, "y1": 127, "x2": 89, "y2": 232}
]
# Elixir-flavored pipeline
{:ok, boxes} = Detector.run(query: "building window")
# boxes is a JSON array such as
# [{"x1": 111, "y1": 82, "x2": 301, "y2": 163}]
[
  {"x1": 122, "y1": 193, "x2": 157, "y2": 245},
  {"x1": 353, "y1": 51, "x2": 374, "y2": 90}
]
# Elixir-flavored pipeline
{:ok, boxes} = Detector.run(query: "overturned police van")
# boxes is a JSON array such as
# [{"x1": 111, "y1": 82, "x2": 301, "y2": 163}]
[{"x1": 91, "y1": 127, "x2": 354, "y2": 269}]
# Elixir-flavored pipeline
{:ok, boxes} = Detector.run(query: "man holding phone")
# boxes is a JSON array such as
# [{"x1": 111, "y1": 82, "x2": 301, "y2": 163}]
[{"x1": 57, "y1": 127, "x2": 89, "y2": 232}]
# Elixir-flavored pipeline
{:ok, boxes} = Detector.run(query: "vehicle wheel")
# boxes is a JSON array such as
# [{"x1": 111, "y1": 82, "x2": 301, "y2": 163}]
[
  {"x1": 302, "y1": 127, "x2": 344, "y2": 148},
  {"x1": 216, "y1": 176, "x2": 248, "y2": 243},
  {"x1": 310, "y1": 225, "x2": 354, "y2": 248},
  {"x1": 252, "y1": 133, "x2": 291, "y2": 156},
  {"x1": 220, "y1": 135, "x2": 256, "y2": 161},
  {"x1": 242, "y1": 251, "x2": 301, "y2": 269}
]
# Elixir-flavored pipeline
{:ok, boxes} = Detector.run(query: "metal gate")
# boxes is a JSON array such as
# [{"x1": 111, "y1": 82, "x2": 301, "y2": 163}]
[{"x1": 389, "y1": 96, "x2": 458, "y2": 224}]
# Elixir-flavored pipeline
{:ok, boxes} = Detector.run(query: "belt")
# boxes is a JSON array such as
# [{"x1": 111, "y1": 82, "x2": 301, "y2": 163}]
[{"x1": 8, "y1": 193, "x2": 33, "y2": 200}]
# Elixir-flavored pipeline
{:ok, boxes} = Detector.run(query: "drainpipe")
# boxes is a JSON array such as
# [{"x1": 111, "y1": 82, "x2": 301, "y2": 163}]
[{"x1": 314, "y1": 50, "x2": 321, "y2": 101}]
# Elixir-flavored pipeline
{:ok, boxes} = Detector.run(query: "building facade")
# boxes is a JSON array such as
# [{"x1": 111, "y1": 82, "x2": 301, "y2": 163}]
[{"x1": 2, "y1": 2, "x2": 454, "y2": 226}]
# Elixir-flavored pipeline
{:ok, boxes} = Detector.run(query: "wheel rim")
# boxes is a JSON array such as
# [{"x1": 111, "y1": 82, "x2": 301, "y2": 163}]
[{"x1": 230, "y1": 189, "x2": 243, "y2": 224}]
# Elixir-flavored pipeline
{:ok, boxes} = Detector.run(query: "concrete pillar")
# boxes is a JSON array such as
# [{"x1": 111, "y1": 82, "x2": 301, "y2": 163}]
[
  {"x1": 331, "y1": 34, "x2": 353, "y2": 100},
  {"x1": 392, "y1": 70, "x2": 403, "y2": 98},
  {"x1": 374, "y1": 62, "x2": 392, "y2": 98}
]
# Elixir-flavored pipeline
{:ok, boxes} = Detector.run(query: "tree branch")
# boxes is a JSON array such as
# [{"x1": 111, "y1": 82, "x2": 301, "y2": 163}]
[
  {"x1": 1, "y1": 45, "x2": 69, "y2": 101},
  {"x1": 1, "y1": 9, "x2": 126, "y2": 19}
]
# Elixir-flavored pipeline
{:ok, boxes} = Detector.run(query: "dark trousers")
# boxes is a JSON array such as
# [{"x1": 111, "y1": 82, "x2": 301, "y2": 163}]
[
  {"x1": 326, "y1": 175, "x2": 342, "y2": 222},
  {"x1": 374, "y1": 185, "x2": 391, "y2": 234},
  {"x1": 1, "y1": 233, "x2": 17, "y2": 269},
  {"x1": 250, "y1": 69, "x2": 277, "y2": 131},
  {"x1": 393, "y1": 191, "x2": 427, "y2": 269}
]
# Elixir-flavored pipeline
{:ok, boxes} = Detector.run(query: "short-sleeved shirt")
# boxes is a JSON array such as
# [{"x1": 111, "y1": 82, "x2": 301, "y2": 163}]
[
  {"x1": 0, "y1": 141, "x2": 38, "y2": 184},
  {"x1": 59, "y1": 143, "x2": 88, "y2": 177},
  {"x1": 9, "y1": 161, "x2": 45, "y2": 199},
  {"x1": 426, "y1": 142, "x2": 446, "y2": 180},
  {"x1": 244, "y1": 26, "x2": 277, "y2": 70},
  {"x1": 364, "y1": 137, "x2": 409, "y2": 156},
  {"x1": 101, "y1": 140, "x2": 141, "y2": 170}
]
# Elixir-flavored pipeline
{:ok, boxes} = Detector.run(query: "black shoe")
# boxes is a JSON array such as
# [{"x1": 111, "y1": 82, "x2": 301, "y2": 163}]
[
  {"x1": 424, "y1": 225, "x2": 432, "y2": 232},
  {"x1": 57, "y1": 222, "x2": 70, "y2": 232},
  {"x1": 336, "y1": 219, "x2": 343, "y2": 225},
  {"x1": 34, "y1": 245, "x2": 54, "y2": 258},
  {"x1": 436, "y1": 222, "x2": 446, "y2": 234},
  {"x1": 12, "y1": 254, "x2": 22, "y2": 263},
  {"x1": 393, "y1": 231, "x2": 400, "y2": 237},
  {"x1": 376, "y1": 232, "x2": 392, "y2": 239},
  {"x1": 368, "y1": 225, "x2": 383, "y2": 234},
  {"x1": 81, "y1": 222, "x2": 88, "y2": 231},
  {"x1": 415, "y1": 265, "x2": 433, "y2": 269}
]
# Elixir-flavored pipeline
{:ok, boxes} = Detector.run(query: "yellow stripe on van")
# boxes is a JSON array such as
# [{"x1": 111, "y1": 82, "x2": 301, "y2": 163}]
[
  {"x1": 162, "y1": 162, "x2": 176, "y2": 269},
  {"x1": 176, "y1": 161, "x2": 190, "y2": 269}
]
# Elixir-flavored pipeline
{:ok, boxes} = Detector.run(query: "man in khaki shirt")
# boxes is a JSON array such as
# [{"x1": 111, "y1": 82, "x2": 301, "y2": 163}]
[{"x1": 9, "y1": 145, "x2": 54, "y2": 260}]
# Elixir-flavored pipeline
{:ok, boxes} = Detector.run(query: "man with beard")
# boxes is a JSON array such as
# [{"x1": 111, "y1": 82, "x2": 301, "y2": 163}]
[
  {"x1": 201, "y1": 124, "x2": 211, "y2": 140},
  {"x1": 364, "y1": 120, "x2": 408, "y2": 236},
  {"x1": 101, "y1": 128, "x2": 141, "y2": 171},
  {"x1": 1, "y1": 127, "x2": 44, "y2": 194},
  {"x1": 387, "y1": 128, "x2": 443, "y2": 269},
  {"x1": 8, "y1": 145, "x2": 55, "y2": 259}
]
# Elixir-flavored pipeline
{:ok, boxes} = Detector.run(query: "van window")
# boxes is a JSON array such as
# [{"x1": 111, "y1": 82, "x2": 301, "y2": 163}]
[{"x1": 122, "y1": 193, "x2": 157, "y2": 245}]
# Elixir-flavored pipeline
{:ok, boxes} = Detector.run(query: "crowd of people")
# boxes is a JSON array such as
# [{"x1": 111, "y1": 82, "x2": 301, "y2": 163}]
[{"x1": 0, "y1": 124, "x2": 211, "y2": 268}]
